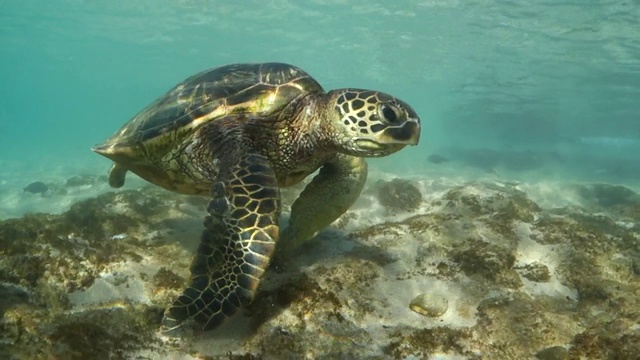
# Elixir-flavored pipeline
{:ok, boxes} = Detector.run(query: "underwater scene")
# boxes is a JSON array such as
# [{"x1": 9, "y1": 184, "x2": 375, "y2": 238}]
[{"x1": 1, "y1": 1, "x2": 639, "y2": 359}]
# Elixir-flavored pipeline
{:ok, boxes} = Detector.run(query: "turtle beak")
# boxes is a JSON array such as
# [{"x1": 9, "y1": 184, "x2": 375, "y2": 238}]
[{"x1": 380, "y1": 119, "x2": 421, "y2": 146}]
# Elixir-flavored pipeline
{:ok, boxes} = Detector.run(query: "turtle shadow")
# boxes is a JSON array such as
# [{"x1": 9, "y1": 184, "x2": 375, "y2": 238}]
[
  {"x1": 157, "y1": 216, "x2": 204, "y2": 252},
  {"x1": 240, "y1": 226, "x2": 392, "y2": 335},
  {"x1": 163, "y1": 215, "x2": 393, "y2": 340}
]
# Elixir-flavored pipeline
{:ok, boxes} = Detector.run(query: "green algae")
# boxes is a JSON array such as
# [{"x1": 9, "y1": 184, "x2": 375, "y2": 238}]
[
  {"x1": 0, "y1": 187, "x2": 191, "y2": 358},
  {"x1": 375, "y1": 178, "x2": 423, "y2": 213},
  {"x1": 516, "y1": 261, "x2": 551, "y2": 282},
  {"x1": 384, "y1": 326, "x2": 476, "y2": 359},
  {"x1": 152, "y1": 267, "x2": 185, "y2": 290}
]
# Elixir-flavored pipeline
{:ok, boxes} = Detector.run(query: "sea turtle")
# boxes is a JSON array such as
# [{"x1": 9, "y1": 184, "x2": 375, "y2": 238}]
[{"x1": 93, "y1": 62, "x2": 421, "y2": 332}]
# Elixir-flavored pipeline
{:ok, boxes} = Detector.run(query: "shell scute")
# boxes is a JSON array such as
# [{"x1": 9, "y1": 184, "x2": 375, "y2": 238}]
[{"x1": 97, "y1": 62, "x2": 324, "y2": 152}]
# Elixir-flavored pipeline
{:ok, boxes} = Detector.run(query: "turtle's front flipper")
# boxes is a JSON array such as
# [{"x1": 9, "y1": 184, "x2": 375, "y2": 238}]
[
  {"x1": 280, "y1": 153, "x2": 367, "y2": 250},
  {"x1": 162, "y1": 150, "x2": 281, "y2": 332}
]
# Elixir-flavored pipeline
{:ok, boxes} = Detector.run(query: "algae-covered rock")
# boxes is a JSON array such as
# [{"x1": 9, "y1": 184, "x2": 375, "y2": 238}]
[
  {"x1": 384, "y1": 326, "x2": 475, "y2": 359},
  {"x1": 517, "y1": 261, "x2": 551, "y2": 282},
  {"x1": 575, "y1": 183, "x2": 640, "y2": 207},
  {"x1": 65, "y1": 175, "x2": 96, "y2": 187},
  {"x1": 452, "y1": 238, "x2": 517, "y2": 283},
  {"x1": 536, "y1": 345, "x2": 568, "y2": 360},
  {"x1": 376, "y1": 178, "x2": 423, "y2": 213},
  {"x1": 23, "y1": 181, "x2": 48, "y2": 194},
  {"x1": 1, "y1": 179, "x2": 639, "y2": 359},
  {"x1": 0, "y1": 186, "x2": 197, "y2": 357}
]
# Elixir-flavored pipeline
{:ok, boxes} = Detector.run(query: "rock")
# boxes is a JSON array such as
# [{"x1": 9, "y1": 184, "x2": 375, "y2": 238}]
[
  {"x1": 517, "y1": 261, "x2": 551, "y2": 282},
  {"x1": 575, "y1": 183, "x2": 640, "y2": 207},
  {"x1": 409, "y1": 293, "x2": 448, "y2": 317},
  {"x1": 452, "y1": 239, "x2": 517, "y2": 283},
  {"x1": 632, "y1": 256, "x2": 640, "y2": 276},
  {"x1": 536, "y1": 345, "x2": 568, "y2": 360},
  {"x1": 23, "y1": 181, "x2": 48, "y2": 194},
  {"x1": 65, "y1": 175, "x2": 95, "y2": 187},
  {"x1": 376, "y1": 178, "x2": 423, "y2": 212}
]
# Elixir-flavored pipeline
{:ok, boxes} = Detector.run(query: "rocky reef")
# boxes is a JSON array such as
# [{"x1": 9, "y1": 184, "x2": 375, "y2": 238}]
[{"x1": 0, "y1": 179, "x2": 638, "y2": 359}]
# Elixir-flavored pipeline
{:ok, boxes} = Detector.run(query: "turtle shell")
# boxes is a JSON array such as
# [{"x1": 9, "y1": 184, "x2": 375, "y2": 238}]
[{"x1": 93, "y1": 62, "x2": 324, "y2": 156}]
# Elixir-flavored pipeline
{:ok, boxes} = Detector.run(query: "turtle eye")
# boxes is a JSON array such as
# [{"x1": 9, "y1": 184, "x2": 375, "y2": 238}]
[{"x1": 380, "y1": 104, "x2": 399, "y2": 124}]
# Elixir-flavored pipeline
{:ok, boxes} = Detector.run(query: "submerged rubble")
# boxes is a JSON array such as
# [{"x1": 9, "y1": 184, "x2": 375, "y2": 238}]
[{"x1": 0, "y1": 179, "x2": 638, "y2": 359}]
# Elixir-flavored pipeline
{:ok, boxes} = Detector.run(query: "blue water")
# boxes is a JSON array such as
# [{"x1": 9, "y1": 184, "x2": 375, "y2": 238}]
[{"x1": 1, "y1": 0, "x2": 639, "y2": 181}]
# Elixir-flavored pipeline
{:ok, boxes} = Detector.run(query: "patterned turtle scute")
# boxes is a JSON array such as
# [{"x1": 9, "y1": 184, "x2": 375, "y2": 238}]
[
  {"x1": 165, "y1": 152, "x2": 280, "y2": 331},
  {"x1": 99, "y1": 63, "x2": 323, "y2": 150}
]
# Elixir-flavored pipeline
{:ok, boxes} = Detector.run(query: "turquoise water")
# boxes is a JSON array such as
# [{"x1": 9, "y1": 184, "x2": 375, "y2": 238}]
[{"x1": 2, "y1": 0, "x2": 639, "y2": 183}]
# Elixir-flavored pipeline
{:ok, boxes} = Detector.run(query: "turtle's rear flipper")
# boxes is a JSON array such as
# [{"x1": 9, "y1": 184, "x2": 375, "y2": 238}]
[
  {"x1": 161, "y1": 148, "x2": 281, "y2": 332},
  {"x1": 108, "y1": 163, "x2": 127, "y2": 188}
]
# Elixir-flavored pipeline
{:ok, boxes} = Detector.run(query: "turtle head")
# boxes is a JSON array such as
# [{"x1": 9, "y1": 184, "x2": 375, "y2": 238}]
[{"x1": 327, "y1": 89, "x2": 421, "y2": 157}]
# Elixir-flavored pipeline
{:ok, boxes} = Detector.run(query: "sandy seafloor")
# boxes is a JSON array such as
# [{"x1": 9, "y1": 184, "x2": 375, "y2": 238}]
[{"x1": 1, "y1": 155, "x2": 639, "y2": 360}]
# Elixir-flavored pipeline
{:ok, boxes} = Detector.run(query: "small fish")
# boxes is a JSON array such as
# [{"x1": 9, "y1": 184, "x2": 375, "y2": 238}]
[{"x1": 23, "y1": 181, "x2": 48, "y2": 194}]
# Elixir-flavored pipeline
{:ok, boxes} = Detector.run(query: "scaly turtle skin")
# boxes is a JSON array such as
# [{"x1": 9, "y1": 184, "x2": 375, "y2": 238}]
[{"x1": 93, "y1": 62, "x2": 421, "y2": 332}]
